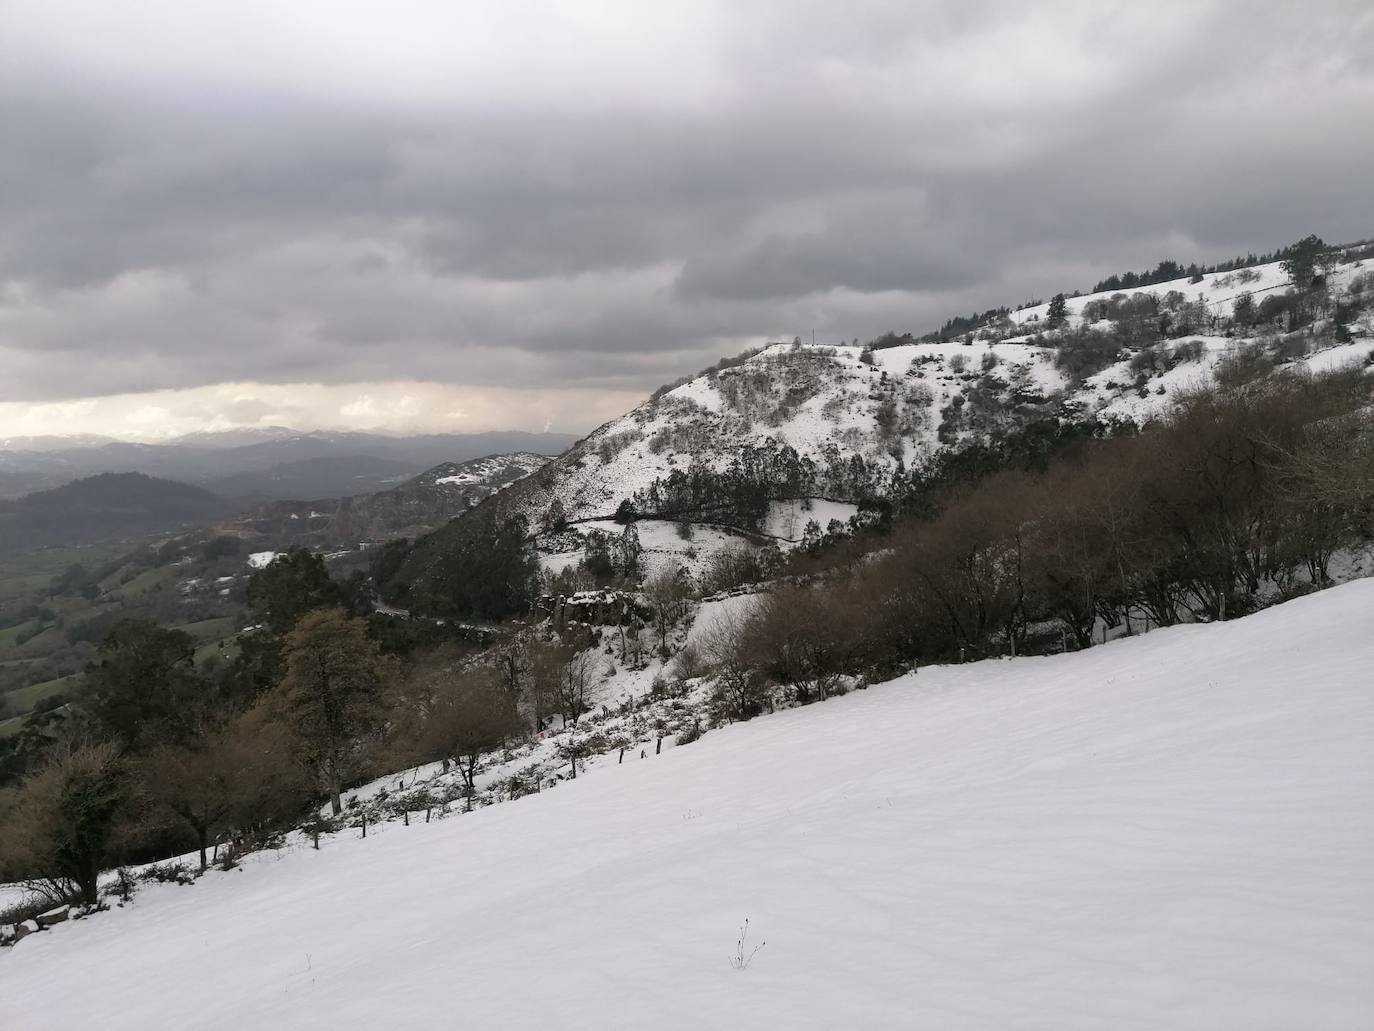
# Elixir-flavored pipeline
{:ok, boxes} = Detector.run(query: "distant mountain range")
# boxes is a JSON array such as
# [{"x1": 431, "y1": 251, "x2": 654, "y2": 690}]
[{"x1": 0, "y1": 430, "x2": 580, "y2": 502}]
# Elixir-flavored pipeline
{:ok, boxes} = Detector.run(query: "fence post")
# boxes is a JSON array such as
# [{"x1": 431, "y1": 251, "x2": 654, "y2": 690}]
[
  {"x1": 361, "y1": 814, "x2": 367, "y2": 839},
  {"x1": 656, "y1": 736, "x2": 663, "y2": 755},
  {"x1": 618, "y1": 747, "x2": 624, "y2": 764}
]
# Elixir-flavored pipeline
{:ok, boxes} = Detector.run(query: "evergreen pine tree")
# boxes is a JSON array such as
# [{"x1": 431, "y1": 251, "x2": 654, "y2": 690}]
[{"x1": 1046, "y1": 293, "x2": 1068, "y2": 329}]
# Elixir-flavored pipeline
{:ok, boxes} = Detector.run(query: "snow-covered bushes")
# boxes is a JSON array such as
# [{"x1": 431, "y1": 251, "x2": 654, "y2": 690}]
[{"x1": 596, "y1": 429, "x2": 643, "y2": 463}]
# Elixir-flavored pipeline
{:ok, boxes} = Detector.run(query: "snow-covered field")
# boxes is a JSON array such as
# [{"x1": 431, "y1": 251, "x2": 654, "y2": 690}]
[
  {"x1": 763, "y1": 498, "x2": 858, "y2": 541},
  {"x1": 539, "y1": 518, "x2": 748, "y2": 581},
  {"x1": 5, "y1": 580, "x2": 1373, "y2": 1029}
]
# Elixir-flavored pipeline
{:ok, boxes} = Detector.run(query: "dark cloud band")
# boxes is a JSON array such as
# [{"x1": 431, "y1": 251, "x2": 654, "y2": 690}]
[{"x1": 0, "y1": 1, "x2": 1370, "y2": 424}]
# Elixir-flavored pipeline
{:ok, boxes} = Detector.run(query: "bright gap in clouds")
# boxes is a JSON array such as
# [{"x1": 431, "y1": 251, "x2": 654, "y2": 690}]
[{"x1": 0, "y1": 381, "x2": 641, "y2": 442}]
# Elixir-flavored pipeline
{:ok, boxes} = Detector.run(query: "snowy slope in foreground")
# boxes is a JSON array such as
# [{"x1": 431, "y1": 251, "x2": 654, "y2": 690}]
[{"x1": 7, "y1": 584, "x2": 1374, "y2": 1030}]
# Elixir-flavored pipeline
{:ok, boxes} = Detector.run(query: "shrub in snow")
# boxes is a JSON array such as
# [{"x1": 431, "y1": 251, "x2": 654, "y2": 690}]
[
  {"x1": 139, "y1": 863, "x2": 195, "y2": 886},
  {"x1": 675, "y1": 721, "x2": 702, "y2": 746},
  {"x1": 729, "y1": 919, "x2": 766, "y2": 970}
]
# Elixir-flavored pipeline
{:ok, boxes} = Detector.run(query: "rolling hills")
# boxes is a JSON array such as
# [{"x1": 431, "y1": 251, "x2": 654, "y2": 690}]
[{"x1": 0, "y1": 473, "x2": 234, "y2": 552}]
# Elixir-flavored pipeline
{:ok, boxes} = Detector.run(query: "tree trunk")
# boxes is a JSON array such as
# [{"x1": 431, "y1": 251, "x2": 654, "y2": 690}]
[
  {"x1": 78, "y1": 867, "x2": 99, "y2": 907},
  {"x1": 197, "y1": 825, "x2": 209, "y2": 873}
]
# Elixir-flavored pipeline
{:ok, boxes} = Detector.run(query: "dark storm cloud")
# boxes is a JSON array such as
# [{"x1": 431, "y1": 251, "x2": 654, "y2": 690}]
[{"x1": 1, "y1": 0, "x2": 1371, "y2": 427}]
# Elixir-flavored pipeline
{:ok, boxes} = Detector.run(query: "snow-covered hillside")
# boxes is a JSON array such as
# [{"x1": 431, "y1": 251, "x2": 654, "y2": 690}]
[
  {"x1": 517, "y1": 338, "x2": 1070, "y2": 526},
  {"x1": 1007, "y1": 257, "x2": 1350, "y2": 330},
  {"x1": 375, "y1": 252, "x2": 1374, "y2": 597},
  {"x1": 5, "y1": 581, "x2": 1372, "y2": 1030},
  {"x1": 406, "y1": 452, "x2": 549, "y2": 493},
  {"x1": 493, "y1": 256, "x2": 1374, "y2": 536}
]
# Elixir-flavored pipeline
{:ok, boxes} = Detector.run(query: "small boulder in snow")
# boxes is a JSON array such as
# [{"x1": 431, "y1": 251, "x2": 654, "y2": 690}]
[{"x1": 37, "y1": 905, "x2": 70, "y2": 928}]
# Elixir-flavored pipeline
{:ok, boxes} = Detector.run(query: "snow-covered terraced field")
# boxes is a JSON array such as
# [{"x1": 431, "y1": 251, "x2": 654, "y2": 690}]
[
  {"x1": 4, "y1": 580, "x2": 1372, "y2": 1030},
  {"x1": 538, "y1": 518, "x2": 747, "y2": 580}
]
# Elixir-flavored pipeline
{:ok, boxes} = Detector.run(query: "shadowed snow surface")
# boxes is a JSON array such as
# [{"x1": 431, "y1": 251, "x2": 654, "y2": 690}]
[{"x1": 4, "y1": 581, "x2": 1374, "y2": 1029}]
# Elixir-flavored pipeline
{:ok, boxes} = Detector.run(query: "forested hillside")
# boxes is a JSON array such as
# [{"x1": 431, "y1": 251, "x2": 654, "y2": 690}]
[{"x1": 0, "y1": 474, "x2": 233, "y2": 552}]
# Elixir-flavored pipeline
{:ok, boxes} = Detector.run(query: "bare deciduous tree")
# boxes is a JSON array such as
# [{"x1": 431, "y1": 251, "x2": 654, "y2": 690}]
[
  {"x1": 748, "y1": 584, "x2": 865, "y2": 701},
  {"x1": 526, "y1": 638, "x2": 564, "y2": 732},
  {"x1": 644, "y1": 566, "x2": 693, "y2": 654},
  {"x1": 699, "y1": 605, "x2": 770, "y2": 719},
  {"x1": 418, "y1": 668, "x2": 525, "y2": 803},
  {"x1": 558, "y1": 645, "x2": 597, "y2": 727},
  {"x1": 138, "y1": 710, "x2": 305, "y2": 871}
]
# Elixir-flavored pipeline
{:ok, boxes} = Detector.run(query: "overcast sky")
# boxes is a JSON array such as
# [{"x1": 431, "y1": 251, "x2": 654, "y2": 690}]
[{"x1": 2, "y1": 1, "x2": 1371, "y2": 440}]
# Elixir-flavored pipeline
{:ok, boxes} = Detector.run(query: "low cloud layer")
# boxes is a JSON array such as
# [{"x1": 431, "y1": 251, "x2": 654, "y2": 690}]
[
  {"x1": 0, "y1": 381, "x2": 642, "y2": 442},
  {"x1": 2, "y1": 1, "x2": 1371, "y2": 438}
]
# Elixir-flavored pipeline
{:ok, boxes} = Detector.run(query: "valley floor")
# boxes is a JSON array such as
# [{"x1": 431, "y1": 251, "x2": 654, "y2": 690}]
[{"x1": 3, "y1": 582, "x2": 1374, "y2": 1029}]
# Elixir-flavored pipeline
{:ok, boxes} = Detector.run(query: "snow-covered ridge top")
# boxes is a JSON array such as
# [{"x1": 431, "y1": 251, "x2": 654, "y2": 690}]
[
  {"x1": 1008, "y1": 256, "x2": 1365, "y2": 330},
  {"x1": 411, "y1": 452, "x2": 550, "y2": 490}
]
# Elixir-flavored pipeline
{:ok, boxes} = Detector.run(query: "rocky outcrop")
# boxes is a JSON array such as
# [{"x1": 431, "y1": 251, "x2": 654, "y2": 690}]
[{"x1": 540, "y1": 589, "x2": 651, "y2": 628}]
